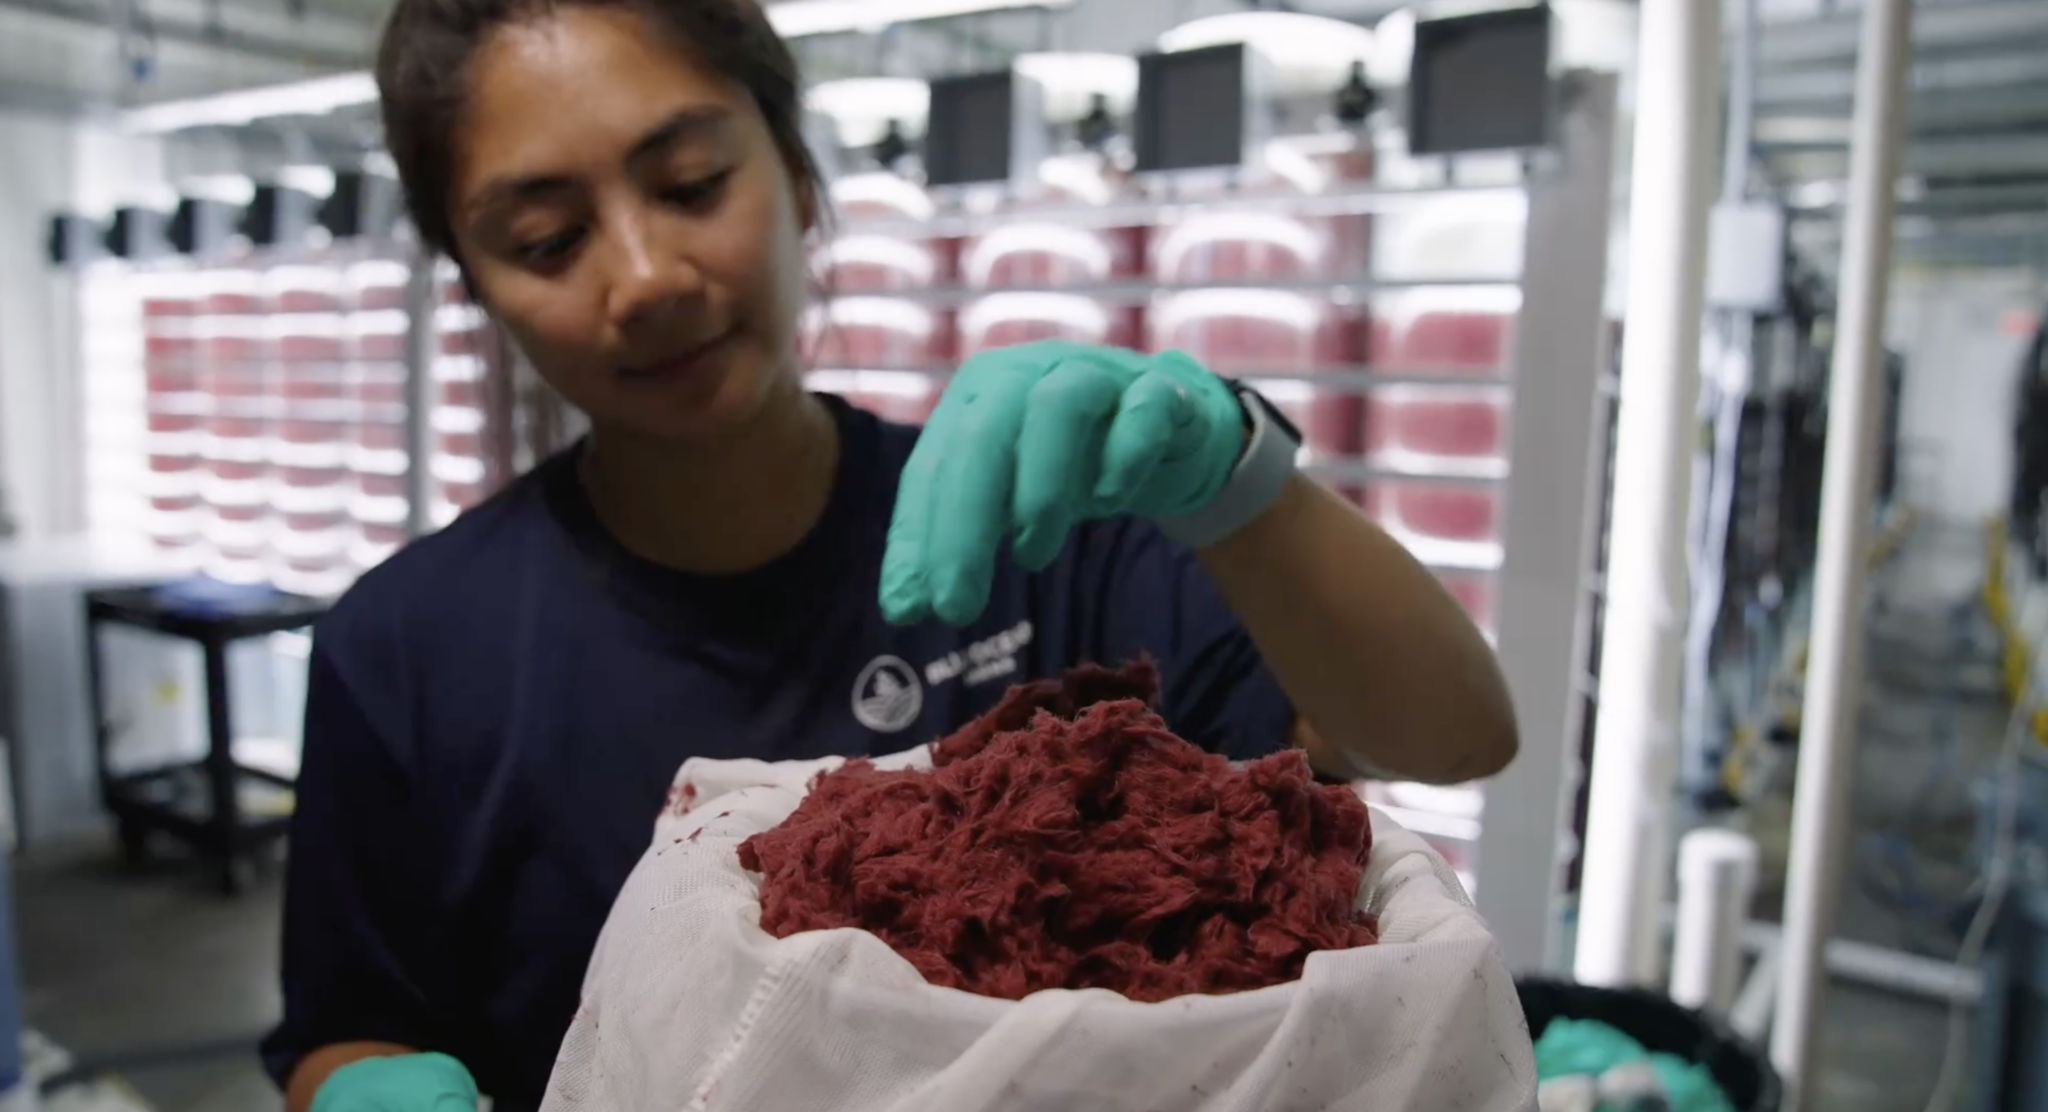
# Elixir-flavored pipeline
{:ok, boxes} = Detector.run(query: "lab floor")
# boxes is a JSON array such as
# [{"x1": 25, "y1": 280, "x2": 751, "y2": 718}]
[{"x1": 3, "y1": 523, "x2": 1991, "y2": 1112}]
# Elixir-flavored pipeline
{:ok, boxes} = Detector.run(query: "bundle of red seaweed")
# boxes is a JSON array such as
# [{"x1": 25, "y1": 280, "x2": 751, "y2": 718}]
[{"x1": 738, "y1": 660, "x2": 1378, "y2": 1001}]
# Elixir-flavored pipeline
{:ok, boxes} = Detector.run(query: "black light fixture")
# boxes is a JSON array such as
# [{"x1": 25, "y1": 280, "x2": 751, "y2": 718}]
[
  {"x1": 872, "y1": 119, "x2": 913, "y2": 171},
  {"x1": 318, "y1": 171, "x2": 402, "y2": 241},
  {"x1": 46, "y1": 213, "x2": 105, "y2": 266},
  {"x1": 169, "y1": 197, "x2": 239, "y2": 256},
  {"x1": 1407, "y1": 4, "x2": 1555, "y2": 156},
  {"x1": 1333, "y1": 60, "x2": 1377, "y2": 126},
  {"x1": 242, "y1": 183, "x2": 319, "y2": 247},
  {"x1": 1077, "y1": 93, "x2": 1117, "y2": 152},
  {"x1": 1133, "y1": 43, "x2": 1249, "y2": 173},
  {"x1": 924, "y1": 70, "x2": 1020, "y2": 187},
  {"x1": 105, "y1": 207, "x2": 171, "y2": 260}
]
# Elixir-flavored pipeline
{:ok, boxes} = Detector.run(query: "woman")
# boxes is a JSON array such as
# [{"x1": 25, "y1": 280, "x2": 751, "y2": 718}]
[{"x1": 269, "y1": 0, "x2": 1518, "y2": 1109}]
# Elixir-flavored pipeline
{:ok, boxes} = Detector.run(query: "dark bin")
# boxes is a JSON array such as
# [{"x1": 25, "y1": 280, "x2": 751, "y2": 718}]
[{"x1": 1517, "y1": 977, "x2": 1783, "y2": 1112}]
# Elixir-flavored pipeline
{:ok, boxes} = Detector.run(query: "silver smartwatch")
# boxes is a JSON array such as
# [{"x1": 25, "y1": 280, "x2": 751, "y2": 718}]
[{"x1": 1157, "y1": 381, "x2": 1303, "y2": 550}]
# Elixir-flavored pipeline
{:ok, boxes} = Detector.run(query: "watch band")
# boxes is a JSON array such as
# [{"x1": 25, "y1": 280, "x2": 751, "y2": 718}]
[{"x1": 1157, "y1": 381, "x2": 1302, "y2": 550}]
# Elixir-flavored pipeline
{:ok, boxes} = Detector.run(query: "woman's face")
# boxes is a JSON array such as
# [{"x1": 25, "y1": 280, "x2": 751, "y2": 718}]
[{"x1": 449, "y1": 7, "x2": 813, "y2": 443}]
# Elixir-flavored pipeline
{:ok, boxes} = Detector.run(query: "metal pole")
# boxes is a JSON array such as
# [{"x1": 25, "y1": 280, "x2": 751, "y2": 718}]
[
  {"x1": 402, "y1": 249, "x2": 438, "y2": 540},
  {"x1": 1474, "y1": 72, "x2": 1620, "y2": 974},
  {"x1": 1771, "y1": 0, "x2": 1914, "y2": 1100},
  {"x1": 1574, "y1": 0, "x2": 1723, "y2": 989},
  {"x1": 1723, "y1": 0, "x2": 1759, "y2": 205}
]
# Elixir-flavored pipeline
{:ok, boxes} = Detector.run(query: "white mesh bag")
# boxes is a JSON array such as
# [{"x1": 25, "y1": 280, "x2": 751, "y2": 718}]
[{"x1": 542, "y1": 747, "x2": 1536, "y2": 1112}]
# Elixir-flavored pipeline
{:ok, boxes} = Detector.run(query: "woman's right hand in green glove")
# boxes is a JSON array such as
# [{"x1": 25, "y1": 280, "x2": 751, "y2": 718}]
[{"x1": 310, "y1": 1053, "x2": 479, "y2": 1112}]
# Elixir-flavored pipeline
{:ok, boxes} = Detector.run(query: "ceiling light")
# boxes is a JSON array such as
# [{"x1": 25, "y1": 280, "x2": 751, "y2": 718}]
[
  {"x1": 121, "y1": 72, "x2": 378, "y2": 133},
  {"x1": 768, "y1": 0, "x2": 1076, "y2": 39}
]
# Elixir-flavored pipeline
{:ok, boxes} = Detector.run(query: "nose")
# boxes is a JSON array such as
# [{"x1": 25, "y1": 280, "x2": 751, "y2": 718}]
[{"x1": 601, "y1": 204, "x2": 706, "y2": 332}]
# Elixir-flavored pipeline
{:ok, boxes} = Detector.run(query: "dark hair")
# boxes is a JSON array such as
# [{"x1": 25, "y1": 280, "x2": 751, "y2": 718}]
[{"x1": 374, "y1": 0, "x2": 823, "y2": 261}]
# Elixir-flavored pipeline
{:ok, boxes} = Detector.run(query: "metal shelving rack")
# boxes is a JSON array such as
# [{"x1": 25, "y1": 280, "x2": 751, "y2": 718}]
[
  {"x1": 803, "y1": 74, "x2": 1622, "y2": 973},
  {"x1": 62, "y1": 72, "x2": 1620, "y2": 971}
]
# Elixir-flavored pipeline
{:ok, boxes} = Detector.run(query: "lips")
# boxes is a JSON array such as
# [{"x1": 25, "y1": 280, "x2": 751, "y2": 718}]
[{"x1": 620, "y1": 330, "x2": 734, "y2": 382}]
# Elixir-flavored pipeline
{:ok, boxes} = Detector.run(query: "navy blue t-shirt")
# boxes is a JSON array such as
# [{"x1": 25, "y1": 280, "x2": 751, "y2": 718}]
[{"x1": 261, "y1": 396, "x2": 1294, "y2": 1110}]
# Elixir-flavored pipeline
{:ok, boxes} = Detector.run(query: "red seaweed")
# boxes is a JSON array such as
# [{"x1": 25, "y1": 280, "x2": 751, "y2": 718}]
[{"x1": 738, "y1": 661, "x2": 1377, "y2": 1002}]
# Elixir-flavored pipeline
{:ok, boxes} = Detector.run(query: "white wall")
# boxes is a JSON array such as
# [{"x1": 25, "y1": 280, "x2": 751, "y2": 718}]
[
  {"x1": 0, "y1": 111, "x2": 167, "y2": 541},
  {"x1": 1887, "y1": 266, "x2": 2044, "y2": 524}
]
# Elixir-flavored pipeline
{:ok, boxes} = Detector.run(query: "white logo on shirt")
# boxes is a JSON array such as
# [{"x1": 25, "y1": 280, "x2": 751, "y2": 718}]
[
  {"x1": 853, "y1": 655, "x2": 924, "y2": 734},
  {"x1": 923, "y1": 621, "x2": 1034, "y2": 689}
]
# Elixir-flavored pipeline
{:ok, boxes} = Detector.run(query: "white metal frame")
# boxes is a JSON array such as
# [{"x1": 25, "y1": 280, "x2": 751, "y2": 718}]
[
  {"x1": 1473, "y1": 72, "x2": 1622, "y2": 974},
  {"x1": 1574, "y1": 0, "x2": 1725, "y2": 989},
  {"x1": 1772, "y1": 0, "x2": 1915, "y2": 1100}
]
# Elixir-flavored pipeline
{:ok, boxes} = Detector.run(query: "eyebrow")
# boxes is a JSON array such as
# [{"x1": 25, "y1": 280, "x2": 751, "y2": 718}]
[{"x1": 464, "y1": 105, "x2": 736, "y2": 220}]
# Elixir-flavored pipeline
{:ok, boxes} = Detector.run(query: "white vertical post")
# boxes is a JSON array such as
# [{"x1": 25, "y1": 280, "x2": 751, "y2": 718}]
[
  {"x1": 1474, "y1": 72, "x2": 1618, "y2": 974},
  {"x1": 1574, "y1": 0, "x2": 1723, "y2": 989},
  {"x1": 1671, "y1": 828, "x2": 1760, "y2": 1015},
  {"x1": 1771, "y1": 0, "x2": 1913, "y2": 1102}
]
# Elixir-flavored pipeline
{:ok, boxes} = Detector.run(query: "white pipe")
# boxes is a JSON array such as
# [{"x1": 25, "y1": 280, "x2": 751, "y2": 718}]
[
  {"x1": 1729, "y1": 941, "x2": 1780, "y2": 1044},
  {"x1": 1659, "y1": 910, "x2": 1985, "y2": 1005},
  {"x1": 1671, "y1": 829, "x2": 1760, "y2": 1015},
  {"x1": 1574, "y1": 0, "x2": 1724, "y2": 989},
  {"x1": 1771, "y1": 0, "x2": 1914, "y2": 1103}
]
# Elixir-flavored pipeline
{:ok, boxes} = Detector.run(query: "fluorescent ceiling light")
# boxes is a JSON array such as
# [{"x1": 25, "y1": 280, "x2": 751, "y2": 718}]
[
  {"x1": 121, "y1": 72, "x2": 378, "y2": 133},
  {"x1": 768, "y1": 0, "x2": 1076, "y2": 38}
]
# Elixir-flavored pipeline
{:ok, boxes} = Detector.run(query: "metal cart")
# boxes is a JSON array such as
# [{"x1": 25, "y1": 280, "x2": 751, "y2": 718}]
[{"x1": 84, "y1": 583, "x2": 327, "y2": 895}]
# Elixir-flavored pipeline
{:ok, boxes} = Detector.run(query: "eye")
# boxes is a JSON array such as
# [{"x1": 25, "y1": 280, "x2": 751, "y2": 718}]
[
  {"x1": 514, "y1": 227, "x2": 586, "y2": 268},
  {"x1": 660, "y1": 169, "x2": 734, "y2": 210}
]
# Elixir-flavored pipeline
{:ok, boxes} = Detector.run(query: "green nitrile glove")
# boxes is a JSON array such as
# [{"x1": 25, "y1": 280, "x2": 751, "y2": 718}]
[
  {"x1": 881, "y1": 341, "x2": 1244, "y2": 626},
  {"x1": 310, "y1": 1053, "x2": 479, "y2": 1112}
]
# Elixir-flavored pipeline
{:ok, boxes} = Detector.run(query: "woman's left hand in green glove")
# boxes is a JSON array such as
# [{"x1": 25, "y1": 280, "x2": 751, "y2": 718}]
[{"x1": 881, "y1": 341, "x2": 1246, "y2": 626}]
